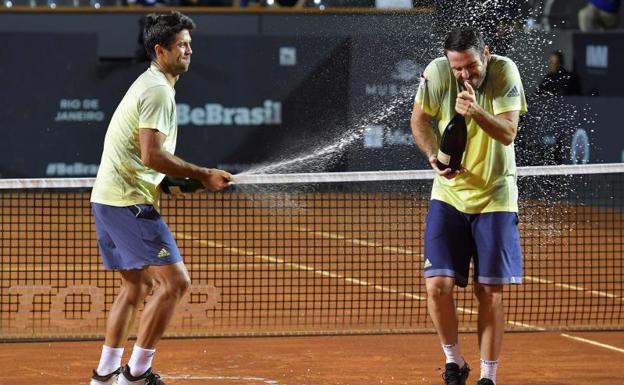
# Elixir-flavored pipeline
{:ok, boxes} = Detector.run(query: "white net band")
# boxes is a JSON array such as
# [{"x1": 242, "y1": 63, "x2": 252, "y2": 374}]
[{"x1": 0, "y1": 163, "x2": 623, "y2": 189}]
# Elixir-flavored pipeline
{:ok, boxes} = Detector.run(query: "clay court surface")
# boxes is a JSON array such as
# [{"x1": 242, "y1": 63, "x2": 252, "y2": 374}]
[
  {"x1": 2, "y1": 331, "x2": 623, "y2": 385},
  {"x1": 1, "y1": 177, "x2": 622, "y2": 385}
]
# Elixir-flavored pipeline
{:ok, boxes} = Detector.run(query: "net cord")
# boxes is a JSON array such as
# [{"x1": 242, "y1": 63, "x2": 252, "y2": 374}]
[{"x1": 1, "y1": 163, "x2": 623, "y2": 189}]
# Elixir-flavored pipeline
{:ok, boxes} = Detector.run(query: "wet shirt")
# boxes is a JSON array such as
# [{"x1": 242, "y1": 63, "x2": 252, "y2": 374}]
[
  {"x1": 415, "y1": 55, "x2": 527, "y2": 213},
  {"x1": 91, "y1": 65, "x2": 177, "y2": 209}
]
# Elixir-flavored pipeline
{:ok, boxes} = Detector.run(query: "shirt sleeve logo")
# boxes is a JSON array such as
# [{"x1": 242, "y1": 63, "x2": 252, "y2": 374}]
[
  {"x1": 505, "y1": 85, "x2": 520, "y2": 97},
  {"x1": 158, "y1": 247, "x2": 171, "y2": 258}
]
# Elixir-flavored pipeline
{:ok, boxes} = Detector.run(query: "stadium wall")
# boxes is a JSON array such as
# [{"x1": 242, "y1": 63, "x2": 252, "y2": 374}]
[{"x1": 0, "y1": 11, "x2": 622, "y2": 177}]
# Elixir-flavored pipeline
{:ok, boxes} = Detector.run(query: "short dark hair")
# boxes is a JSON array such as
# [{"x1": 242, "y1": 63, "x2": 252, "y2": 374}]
[
  {"x1": 443, "y1": 27, "x2": 486, "y2": 55},
  {"x1": 143, "y1": 12, "x2": 196, "y2": 61}
]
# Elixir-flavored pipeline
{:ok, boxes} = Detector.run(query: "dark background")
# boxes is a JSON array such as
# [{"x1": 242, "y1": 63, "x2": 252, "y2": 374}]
[{"x1": 0, "y1": 11, "x2": 622, "y2": 178}]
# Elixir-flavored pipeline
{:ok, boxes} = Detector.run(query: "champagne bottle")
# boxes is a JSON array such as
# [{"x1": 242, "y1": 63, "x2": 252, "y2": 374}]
[
  {"x1": 436, "y1": 113, "x2": 467, "y2": 172},
  {"x1": 160, "y1": 176, "x2": 204, "y2": 194}
]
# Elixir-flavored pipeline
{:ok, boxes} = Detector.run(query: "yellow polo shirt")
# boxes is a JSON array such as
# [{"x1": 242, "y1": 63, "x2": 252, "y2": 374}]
[
  {"x1": 91, "y1": 65, "x2": 177, "y2": 208},
  {"x1": 415, "y1": 55, "x2": 527, "y2": 213}
]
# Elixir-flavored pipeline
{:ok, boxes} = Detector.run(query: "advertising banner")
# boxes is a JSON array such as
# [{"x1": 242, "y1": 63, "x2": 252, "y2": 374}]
[
  {"x1": 174, "y1": 36, "x2": 350, "y2": 174},
  {"x1": 346, "y1": 34, "x2": 437, "y2": 171},
  {"x1": 574, "y1": 32, "x2": 624, "y2": 97},
  {"x1": 0, "y1": 33, "x2": 111, "y2": 178},
  {"x1": 0, "y1": 33, "x2": 349, "y2": 177}
]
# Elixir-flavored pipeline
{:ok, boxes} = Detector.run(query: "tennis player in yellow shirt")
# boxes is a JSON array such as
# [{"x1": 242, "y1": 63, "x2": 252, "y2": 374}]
[
  {"x1": 90, "y1": 12, "x2": 231, "y2": 385},
  {"x1": 411, "y1": 27, "x2": 527, "y2": 385}
]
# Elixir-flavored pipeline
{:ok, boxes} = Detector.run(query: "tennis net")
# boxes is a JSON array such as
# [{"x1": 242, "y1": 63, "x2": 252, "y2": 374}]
[{"x1": 0, "y1": 164, "x2": 622, "y2": 340}]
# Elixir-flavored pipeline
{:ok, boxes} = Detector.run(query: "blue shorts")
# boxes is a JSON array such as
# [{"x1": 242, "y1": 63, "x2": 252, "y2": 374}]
[
  {"x1": 423, "y1": 199, "x2": 522, "y2": 287},
  {"x1": 92, "y1": 203, "x2": 182, "y2": 270}
]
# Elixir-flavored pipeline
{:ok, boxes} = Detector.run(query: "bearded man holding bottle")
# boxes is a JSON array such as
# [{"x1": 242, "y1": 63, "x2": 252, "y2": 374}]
[{"x1": 410, "y1": 27, "x2": 527, "y2": 385}]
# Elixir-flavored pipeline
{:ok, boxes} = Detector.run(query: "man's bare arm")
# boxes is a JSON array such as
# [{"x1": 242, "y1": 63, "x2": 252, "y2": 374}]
[
  {"x1": 457, "y1": 81, "x2": 519, "y2": 146},
  {"x1": 139, "y1": 128, "x2": 231, "y2": 191},
  {"x1": 410, "y1": 102, "x2": 437, "y2": 160},
  {"x1": 468, "y1": 108, "x2": 519, "y2": 146}
]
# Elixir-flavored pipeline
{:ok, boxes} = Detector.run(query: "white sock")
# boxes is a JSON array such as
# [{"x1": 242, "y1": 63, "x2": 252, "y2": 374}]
[
  {"x1": 480, "y1": 359, "x2": 498, "y2": 384},
  {"x1": 442, "y1": 343, "x2": 465, "y2": 367},
  {"x1": 128, "y1": 345, "x2": 156, "y2": 377},
  {"x1": 96, "y1": 345, "x2": 124, "y2": 376}
]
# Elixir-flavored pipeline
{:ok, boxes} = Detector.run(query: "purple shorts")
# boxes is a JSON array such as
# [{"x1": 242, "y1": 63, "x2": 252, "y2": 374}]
[
  {"x1": 423, "y1": 199, "x2": 522, "y2": 287},
  {"x1": 92, "y1": 203, "x2": 182, "y2": 270}
]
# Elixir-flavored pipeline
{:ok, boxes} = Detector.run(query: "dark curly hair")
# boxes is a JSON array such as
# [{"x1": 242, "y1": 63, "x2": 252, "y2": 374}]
[{"x1": 143, "y1": 12, "x2": 196, "y2": 61}]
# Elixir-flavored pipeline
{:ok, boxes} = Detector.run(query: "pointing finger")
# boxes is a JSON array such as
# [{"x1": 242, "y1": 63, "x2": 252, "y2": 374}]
[{"x1": 464, "y1": 81, "x2": 474, "y2": 95}]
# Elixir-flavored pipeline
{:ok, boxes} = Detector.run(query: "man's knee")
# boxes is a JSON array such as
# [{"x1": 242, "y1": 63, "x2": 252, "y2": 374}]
[
  {"x1": 474, "y1": 284, "x2": 503, "y2": 307},
  {"x1": 119, "y1": 279, "x2": 152, "y2": 305},
  {"x1": 426, "y1": 277, "x2": 455, "y2": 300},
  {"x1": 141, "y1": 277, "x2": 155, "y2": 297},
  {"x1": 159, "y1": 273, "x2": 191, "y2": 299},
  {"x1": 174, "y1": 274, "x2": 191, "y2": 297}
]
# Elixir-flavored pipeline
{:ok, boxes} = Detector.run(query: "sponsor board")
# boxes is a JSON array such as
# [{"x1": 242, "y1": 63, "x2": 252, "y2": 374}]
[
  {"x1": 363, "y1": 125, "x2": 414, "y2": 149},
  {"x1": 54, "y1": 98, "x2": 105, "y2": 122},
  {"x1": 177, "y1": 100, "x2": 282, "y2": 126},
  {"x1": 46, "y1": 162, "x2": 99, "y2": 176}
]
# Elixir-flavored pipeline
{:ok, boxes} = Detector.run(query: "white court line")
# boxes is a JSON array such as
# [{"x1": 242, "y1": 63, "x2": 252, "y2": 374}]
[
  {"x1": 293, "y1": 225, "x2": 417, "y2": 256},
  {"x1": 525, "y1": 276, "x2": 622, "y2": 301},
  {"x1": 175, "y1": 232, "x2": 425, "y2": 301},
  {"x1": 176, "y1": 230, "x2": 548, "y2": 330},
  {"x1": 293, "y1": 227, "x2": 545, "y2": 331},
  {"x1": 561, "y1": 333, "x2": 624, "y2": 354},
  {"x1": 162, "y1": 374, "x2": 279, "y2": 384},
  {"x1": 508, "y1": 320, "x2": 545, "y2": 331}
]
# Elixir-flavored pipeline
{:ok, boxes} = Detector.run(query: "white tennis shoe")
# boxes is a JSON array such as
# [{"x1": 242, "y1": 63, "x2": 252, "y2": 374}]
[{"x1": 90, "y1": 367, "x2": 122, "y2": 385}]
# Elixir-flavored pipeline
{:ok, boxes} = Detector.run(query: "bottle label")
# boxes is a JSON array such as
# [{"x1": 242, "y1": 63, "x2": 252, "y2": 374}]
[{"x1": 437, "y1": 150, "x2": 450, "y2": 165}]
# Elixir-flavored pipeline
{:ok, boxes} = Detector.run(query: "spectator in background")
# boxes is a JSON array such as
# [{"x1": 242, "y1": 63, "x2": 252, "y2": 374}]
[
  {"x1": 578, "y1": 0, "x2": 621, "y2": 31},
  {"x1": 536, "y1": 51, "x2": 581, "y2": 96},
  {"x1": 531, "y1": 51, "x2": 580, "y2": 166}
]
